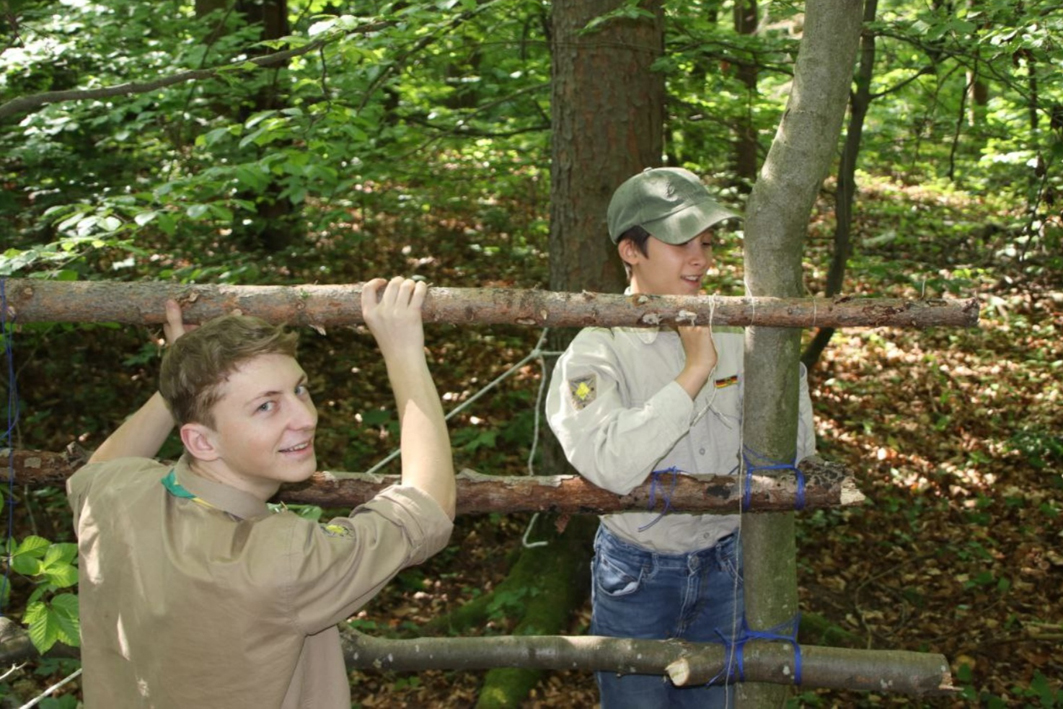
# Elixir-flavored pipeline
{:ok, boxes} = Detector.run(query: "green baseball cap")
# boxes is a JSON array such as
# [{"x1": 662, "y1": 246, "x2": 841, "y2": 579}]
[{"x1": 607, "y1": 167, "x2": 741, "y2": 244}]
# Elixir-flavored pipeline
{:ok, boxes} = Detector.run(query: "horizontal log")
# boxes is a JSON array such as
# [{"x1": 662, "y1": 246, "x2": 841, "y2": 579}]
[
  {"x1": 6, "y1": 449, "x2": 863, "y2": 514},
  {"x1": 1, "y1": 278, "x2": 979, "y2": 329},
  {"x1": 342, "y1": 632, "x2": 955, "y2": 696},
  {"x1": 0, "y1": 618, "x2": 956, "y2": 696}
]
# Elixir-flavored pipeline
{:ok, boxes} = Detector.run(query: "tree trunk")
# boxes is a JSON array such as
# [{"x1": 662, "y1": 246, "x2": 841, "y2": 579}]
[
  {"x1": 550, "y1": 1, "x2": 662, "y2": 295},
  {"x1": 732, "y1": 0, "x2": 759, "y2": 191},
  {"x1": 2, "y1": 279, "x2": 979, "y2": 329},
  {"x1": 196, "y1": 0, "x2": 299, "y2": 251},
  {"x1": 739, "y1": 1, "x2": 864, "y2": 707},
  {"x1": 802, "y1": 0, "x2": 879, "y2": 371}
]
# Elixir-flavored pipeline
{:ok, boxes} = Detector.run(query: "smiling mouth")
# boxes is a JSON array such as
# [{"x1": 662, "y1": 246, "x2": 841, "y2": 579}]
[{"x1": 280, "y1": 440, "x2": 313, "y2": 453}]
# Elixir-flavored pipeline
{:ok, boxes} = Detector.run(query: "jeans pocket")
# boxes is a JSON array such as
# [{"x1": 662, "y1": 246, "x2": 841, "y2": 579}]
[
  {"x1": 594, "y1": 552, "x2": 645, "y2": 598},
  {"x1": 719, "y1": 543, "x2": 744, "y2": 586}
]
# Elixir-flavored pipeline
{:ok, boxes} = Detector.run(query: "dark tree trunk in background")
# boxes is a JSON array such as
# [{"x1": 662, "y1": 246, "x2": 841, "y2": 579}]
[
  {"x1": 196, "y1": 0, "x2": 299, "y2": 252},
  {"x1": 546, "y1": 0, "x2": 665, "y2": 473},
  {"x1": 477, "y1": 0, "x2": 666, "y2": 705},
  {"x1": 732, "y1": 0, "x2": 759, "y2": 191}
]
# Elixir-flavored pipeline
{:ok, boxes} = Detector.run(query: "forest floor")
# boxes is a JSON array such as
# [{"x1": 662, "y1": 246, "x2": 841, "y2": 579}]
[{"x1": 2, "y1": 177, "x2": 1061, "y2": 708}]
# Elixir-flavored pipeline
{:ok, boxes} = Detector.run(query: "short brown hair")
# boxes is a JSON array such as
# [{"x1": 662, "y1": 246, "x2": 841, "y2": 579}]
[{"x1": 159, "y1": 315, "x2": 298, "y2": 428}]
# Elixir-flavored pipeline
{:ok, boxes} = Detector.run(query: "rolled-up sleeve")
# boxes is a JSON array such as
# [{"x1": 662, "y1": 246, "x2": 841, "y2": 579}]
[
  {"x1": 278, "y1": 485, "x2": 453, "y2": 634},
  {"x1": 546, "y1": 330, "x2": 696, "y2": 495}
]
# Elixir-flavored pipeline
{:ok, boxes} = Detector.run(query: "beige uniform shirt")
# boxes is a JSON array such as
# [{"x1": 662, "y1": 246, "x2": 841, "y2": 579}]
[
  {"x1": 67, "y1": 456, "x2": 453, "y2": 708},
  {"x1": 547, "y1": 326, "x2": 816, "y2": 553}
]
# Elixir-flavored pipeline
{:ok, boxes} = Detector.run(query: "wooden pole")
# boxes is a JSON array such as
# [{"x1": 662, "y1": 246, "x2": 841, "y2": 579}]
[
  {"x1": 7, "y1": 449, "x2": 862, "y2": 515},
  {"x1": 0, "y1": 278, "x2": 978, "y2": 329}
]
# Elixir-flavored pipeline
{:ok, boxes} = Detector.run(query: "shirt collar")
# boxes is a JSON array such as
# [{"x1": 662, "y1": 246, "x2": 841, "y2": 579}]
[{"x1": 174, "y1": 457, "x2": 272, "y2": 521}]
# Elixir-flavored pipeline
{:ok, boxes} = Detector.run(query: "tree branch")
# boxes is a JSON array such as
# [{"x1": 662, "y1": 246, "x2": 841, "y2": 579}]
[
  {"x1": 341, "y1": 631, "x2": 956, "y2": 696},
  {"x1": 0, "y1": 22, "x2": 391, "y2": 121},
  {"x1": 6, "y1": 449, "x2": 863, "y2": 514},
  {"x1": 0, "y1": 618, "x2": 956, "y2": 696},
  {"x1": 0, "y1": 279, "x2": 979, "y2": 329}
]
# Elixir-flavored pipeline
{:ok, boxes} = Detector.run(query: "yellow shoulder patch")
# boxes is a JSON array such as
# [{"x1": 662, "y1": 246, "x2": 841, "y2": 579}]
[
  {"x1": 322, "y1": 523, "x2": 353, "y2": 538},
  {"x1": 568, "y1": 375, "x2": 597, "y2": 411}
]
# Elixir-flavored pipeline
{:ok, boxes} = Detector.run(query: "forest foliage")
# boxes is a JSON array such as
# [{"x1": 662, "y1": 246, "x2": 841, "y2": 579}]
[{"x1": 1, "y1": 0, "x2": 1062, "y2": 706}]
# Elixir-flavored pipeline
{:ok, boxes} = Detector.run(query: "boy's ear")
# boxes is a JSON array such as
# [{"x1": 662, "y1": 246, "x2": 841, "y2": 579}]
[
  {"x1": 180, "y1": 423, "x2": 221, "y2": 462},
  {"x1": 617, "y1": 239, "x2": 640, "y2": 267}
]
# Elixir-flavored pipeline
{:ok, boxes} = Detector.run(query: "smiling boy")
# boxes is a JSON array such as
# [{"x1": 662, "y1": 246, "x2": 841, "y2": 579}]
[
  {"x1": 546, "y1": 168, "x2": 816, "y2": 708},
  {"x1": 67, "y1": 276, "x2": 455, "y2": 708}
]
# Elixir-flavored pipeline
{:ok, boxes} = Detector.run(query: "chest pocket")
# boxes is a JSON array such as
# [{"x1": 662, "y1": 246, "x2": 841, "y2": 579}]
[{"x1": 702, "y1": 370, "x2": 741, "y2": 422}]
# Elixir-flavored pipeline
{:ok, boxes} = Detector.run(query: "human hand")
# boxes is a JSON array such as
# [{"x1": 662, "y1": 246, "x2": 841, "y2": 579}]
[
  {"x1": 675, "y1": 326, "x2": 717, "y2": 400},
  {"x1": 361, "y1": 277, "x2": 427, "y2": 360},
  {"x1": 677, "y1": 325, "x2": 718, "y2": 372},
  {"x1": 162, "y1": 299, "x2": 197, "y2": 345}
]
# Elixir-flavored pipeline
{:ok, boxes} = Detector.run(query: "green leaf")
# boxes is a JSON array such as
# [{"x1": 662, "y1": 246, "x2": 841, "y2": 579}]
[
  {"x1": 24, "y1": 601, "x2": 59, "y2": 654},
  {"x1": 157, "y1": 213, "x2": 176, "y2": 236},
  {"x1": 43, "y1": 543, "x2": 78, "y2": 567},
  {"x1": 186, "y1": 204, "x2": 210, "y2": 219},
  {"x1": 134, "y1": 211, "x2": 158, "y2": 226},
  {"x1": 15, "y1": 536, "x2": 51, "y2": 559},
  {"x1": 235, "y1": 165, "x2": 269, "y2": 192},
  {"x1": 42, "y1": 563, "x2": 79, "y2": 589},
  {"x1": 50, "y1": 594, "x2": 80, "y2": 647}
]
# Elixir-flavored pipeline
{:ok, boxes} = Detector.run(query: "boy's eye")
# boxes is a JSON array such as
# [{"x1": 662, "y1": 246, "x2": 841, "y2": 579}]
[
  {"x1": 295, "y1": 384, "x2": 308, "y2": 396},
  {"x1": 258, "y1": 401, "x2": 275, "y2": 413}
]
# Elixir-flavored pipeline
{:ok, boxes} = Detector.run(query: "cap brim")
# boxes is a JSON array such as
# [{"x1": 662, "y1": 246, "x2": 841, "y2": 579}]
[{"x1": 643, "y1": 199, "x2": 742, "y2": 245}]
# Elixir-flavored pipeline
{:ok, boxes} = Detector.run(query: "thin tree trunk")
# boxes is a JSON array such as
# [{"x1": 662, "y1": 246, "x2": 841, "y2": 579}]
[
  {"x1": 739, "y1": 1, "x2": 864, "y2": 706},
  {"x1": 802, "y1": 0, "x2": 879, "y2": 370}
]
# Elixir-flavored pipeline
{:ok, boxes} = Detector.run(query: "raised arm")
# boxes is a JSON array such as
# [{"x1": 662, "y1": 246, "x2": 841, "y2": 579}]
[
  {"x1": 362, "y1": 277, "x2": 456, "y2": 520},
  {"x1": 87, "y1": 300, "x2": 190, "y2": 464}
]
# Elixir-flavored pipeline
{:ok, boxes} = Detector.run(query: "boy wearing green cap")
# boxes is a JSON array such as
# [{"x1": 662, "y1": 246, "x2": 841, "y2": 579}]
[{"x1": 546, "y1": 168, "x2": 816, "y2": 708}]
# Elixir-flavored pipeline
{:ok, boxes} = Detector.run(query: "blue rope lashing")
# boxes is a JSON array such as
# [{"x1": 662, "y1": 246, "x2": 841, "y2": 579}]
[
  {"x1": 638, "y1": 466, "x2": 680, "y2": 532},
  {"x1": 709, "y1": 612, "x2": 803, "y2": 686},
  {"x1": 741, "y1": 445, "x2": 806, "y2": 512}
]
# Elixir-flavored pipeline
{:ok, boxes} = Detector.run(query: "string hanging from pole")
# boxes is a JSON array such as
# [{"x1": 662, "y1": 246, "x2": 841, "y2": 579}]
[{"x1": 361, "y1": 327, "x2": 562, "y2": 548}]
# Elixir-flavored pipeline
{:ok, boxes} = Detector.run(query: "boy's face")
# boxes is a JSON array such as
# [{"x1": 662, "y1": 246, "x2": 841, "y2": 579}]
[
  {"x1": 622, "y1": 229, "x2": 714, "y2": 296},
  {"x1": 192, "y1": 353, "x2": 318, "y2": 500}
]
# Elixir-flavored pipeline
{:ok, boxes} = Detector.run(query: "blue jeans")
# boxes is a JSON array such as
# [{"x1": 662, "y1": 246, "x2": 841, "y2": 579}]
[{"x1": 590, "y1": 525, "x2": 744, "y2": 709}]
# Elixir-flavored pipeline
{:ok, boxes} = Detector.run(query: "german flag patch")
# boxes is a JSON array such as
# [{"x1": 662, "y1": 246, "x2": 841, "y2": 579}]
[
  {"x1": 714, "y1": 374, "x2": 738, "y2": 389},
  {"x1": 568, "y1": 375, "x2": 597, "y2": 410}
]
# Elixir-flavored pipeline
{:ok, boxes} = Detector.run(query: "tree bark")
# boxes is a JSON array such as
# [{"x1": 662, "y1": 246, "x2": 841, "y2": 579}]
[
  {"x1": 1, "y1": 279, "x2": 979, "y2": 329},
  {"x1": 739, "y1": 1, "x2": 864, "y2": 706},
  {"x1": 550, "y1": 0, "x2": 662, "y2": 296},
  {"x1": 6, "y1": 449, "x2": 864, "y2": 514}
]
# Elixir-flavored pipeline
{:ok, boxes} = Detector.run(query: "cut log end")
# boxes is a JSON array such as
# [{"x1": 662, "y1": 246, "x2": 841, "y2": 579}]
[{"x1": 665, "y1": 657, "x2": 691, "y2": 687}]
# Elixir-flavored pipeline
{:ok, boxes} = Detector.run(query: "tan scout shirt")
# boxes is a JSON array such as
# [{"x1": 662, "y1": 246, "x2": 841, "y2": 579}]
[
  {"x1": 67, "y1": 456, "x2": 453, "y2": 708},
  {"x1": 547, "y1": 326, "x2": 816, "y2": 554}
]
